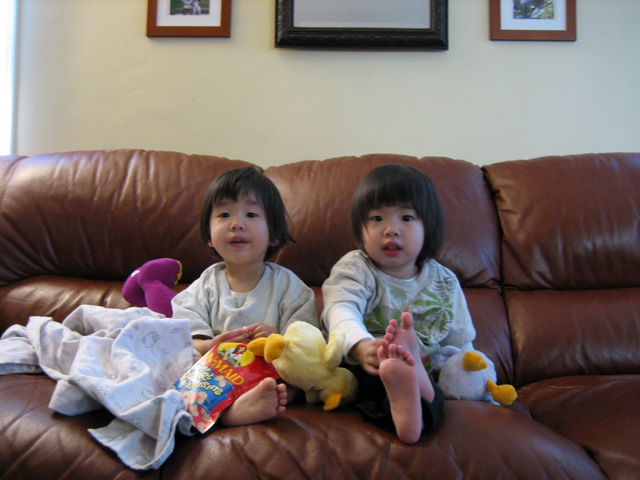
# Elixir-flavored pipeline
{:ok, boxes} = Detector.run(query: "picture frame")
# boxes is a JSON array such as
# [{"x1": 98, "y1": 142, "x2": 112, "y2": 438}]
[
  {"x1": 147, "y1": 0, "x2": 231, "y2": 37},
  {"x1": 275, "y1": 0, "x2": 448, "y2": 50},
  {"x1": 490, "y1": 0, "x2": 576, "y2": 41}
]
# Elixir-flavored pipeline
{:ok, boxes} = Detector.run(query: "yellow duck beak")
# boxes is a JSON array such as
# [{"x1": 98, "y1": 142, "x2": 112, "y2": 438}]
[
  {"x1": 462, "y1": 351, "x2": 488, "y2": 371},
  {"x1": 247, "y1": 334, "x2": 288, "y2": 363},
  {"x1": 264, "y1": 334, "x2": 287, "y2": 363},
  {"x1": 247, "y1": 337, "x2": 266, "y2": 356}
]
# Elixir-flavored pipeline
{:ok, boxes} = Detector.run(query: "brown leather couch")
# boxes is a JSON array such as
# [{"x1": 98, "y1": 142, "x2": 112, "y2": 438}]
[{"x1": 1, "y1": 150, "x2": 638, "y2": 480}]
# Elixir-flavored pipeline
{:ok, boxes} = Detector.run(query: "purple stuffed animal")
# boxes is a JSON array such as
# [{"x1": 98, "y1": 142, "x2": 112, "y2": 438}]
[{"x1": 123, "y1": 258, "x2": 182, "y2": 317}]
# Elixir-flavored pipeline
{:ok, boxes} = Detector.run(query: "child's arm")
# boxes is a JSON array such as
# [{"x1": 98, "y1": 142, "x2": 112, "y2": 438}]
[
  {"x1": 323, "y1": 302, "x2": 374, "y2": 361},
  {"x1": 274, "y1": 271, "x2": 319, "y2": 332},
  {"x1": 321, "y1": 251, "x2": 377, "y2": 360},
  {"x1": 171, "y1": 275, "x2": 218, "y2": 339},
  {"x1": 439, "y1": 270, "x2": 477, "y2": 351}
]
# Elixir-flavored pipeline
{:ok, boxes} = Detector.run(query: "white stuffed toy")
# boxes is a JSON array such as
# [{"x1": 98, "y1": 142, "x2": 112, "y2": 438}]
[{"x1": 437, "y1": 346, "x2": 517, "y2": 406}]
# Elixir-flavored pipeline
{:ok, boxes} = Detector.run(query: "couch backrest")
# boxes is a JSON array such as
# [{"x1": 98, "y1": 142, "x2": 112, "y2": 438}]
[
  {"x1": 0, "y1": 150, "x2": 254, "y2": 286},
  {"x1": 266, "y1": 154, "x2": 501, "y2": 290},
  {"x1": 484, "y1": 153, "x2": 640, "y2": 385},
  {"x1": 2, "y1": 151, "x2": 500, "y2": 290}
]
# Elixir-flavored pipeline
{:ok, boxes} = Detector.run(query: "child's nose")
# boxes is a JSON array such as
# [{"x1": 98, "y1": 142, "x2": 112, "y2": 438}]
[
  {"x1": 230, "y1": 218, "x2": 245, "y2": 231},
  {"x1": 383, "y1": 222, "x2": 400, "y2": 236}
]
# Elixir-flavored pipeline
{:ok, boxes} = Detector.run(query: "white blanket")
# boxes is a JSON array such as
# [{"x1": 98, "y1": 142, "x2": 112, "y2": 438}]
[{"x1": 0, "y1": 305, "x2": 196, "y2": 470}]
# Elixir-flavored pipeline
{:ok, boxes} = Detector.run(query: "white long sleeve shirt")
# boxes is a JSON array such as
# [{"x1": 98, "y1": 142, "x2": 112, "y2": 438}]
[
  {"x1": 321, "y1": 250, "x2": 475, "y2": 371},
  {"x1": 172, "y1": 262, "x2": 318, "y2": 338}
]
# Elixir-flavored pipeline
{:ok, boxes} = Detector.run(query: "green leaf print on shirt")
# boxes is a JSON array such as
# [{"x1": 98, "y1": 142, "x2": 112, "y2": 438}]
[
  {"x1": 365, "y1": 305, "x2": 403, "y2": 336},
  {"x1": 413, "y1": 289, "x2": 454, "y2": 333},
  {"x1": 363, "y1": 272, "x2": 456, "y2": 370}
]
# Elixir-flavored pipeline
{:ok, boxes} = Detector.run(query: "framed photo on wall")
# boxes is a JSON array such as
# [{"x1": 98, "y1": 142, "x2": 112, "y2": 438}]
[
  {"x1": 275, "y1": 0, "x2": 448, "y2": 50},
  {"x1": 147, "y1": 0, "x2": 231, "y2": 37},
  {"x1": 490, "y1": 0, "x2": 576, "y2": 41}
]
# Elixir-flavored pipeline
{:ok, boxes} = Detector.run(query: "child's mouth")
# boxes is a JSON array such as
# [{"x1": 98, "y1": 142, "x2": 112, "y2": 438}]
[
  {"x1": 382, "y1": 242, "x2": 401, "y2": 255},
  {"x1": 230, "y1": 236, "x2": 248, "y2": 247}
]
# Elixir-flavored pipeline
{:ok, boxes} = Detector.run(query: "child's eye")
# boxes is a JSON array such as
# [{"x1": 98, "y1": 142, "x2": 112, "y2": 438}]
[
  {"x1": 369, "y1": 215, "x2": 383, "y2": 222},
  {"x1": 402, "y1": 215, "x2": 414, "y2": 222},
  {"x1": 217, "y1": 212, "x2": 230, "y2": 218},
  {"x1": 247, "y1": 212, "x2": 259, "y2": 218}
]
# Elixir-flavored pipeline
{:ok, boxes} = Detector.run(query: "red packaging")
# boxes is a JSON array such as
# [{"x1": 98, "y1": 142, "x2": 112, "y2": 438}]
[{"x1": 175, "y1": 342, "x2": 279, "y2": 433}]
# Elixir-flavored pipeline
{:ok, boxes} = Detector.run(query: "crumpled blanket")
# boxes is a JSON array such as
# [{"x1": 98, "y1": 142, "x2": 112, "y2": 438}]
[{"x1": 0, "y1": 305, "x2": 196, "y2": 470}]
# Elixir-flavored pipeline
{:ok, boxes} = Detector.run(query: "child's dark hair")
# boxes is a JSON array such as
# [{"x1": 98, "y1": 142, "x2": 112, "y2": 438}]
[
  {"x1": 351, "y1": 163, "x2": 445, "y2": 265},
  {"x1": 200, "y1": 166, "x2": 293, "y2": 260}
]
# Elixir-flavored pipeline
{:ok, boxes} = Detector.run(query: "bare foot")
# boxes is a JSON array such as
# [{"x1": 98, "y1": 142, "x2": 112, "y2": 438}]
[
  {"x1": 220, "y1": 377, "x2": 287, "y2": 427},
  {"x1": 383, "y1": 311, "x2": 434, "y2": 402},
  {"x1": 378, "y1": 342, "x2": 422, "y2": 444}
]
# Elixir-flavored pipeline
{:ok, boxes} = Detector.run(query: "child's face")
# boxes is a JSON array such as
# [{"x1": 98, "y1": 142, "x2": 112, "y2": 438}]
[
  {"x1": 208, "y1": 191, "x2": 271, "y2": 270},
  {"x1": 362, "y1": 205, "x2": 424, "y2": 279}
]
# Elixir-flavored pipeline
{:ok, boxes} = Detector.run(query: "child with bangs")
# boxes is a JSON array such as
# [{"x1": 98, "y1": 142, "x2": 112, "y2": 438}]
[
  {"x1": 171, "y1": 166, "x2": 318, "y2": 427},
  {"x1": 322, "y1": 163, "x2": 476, "y2": 443}
]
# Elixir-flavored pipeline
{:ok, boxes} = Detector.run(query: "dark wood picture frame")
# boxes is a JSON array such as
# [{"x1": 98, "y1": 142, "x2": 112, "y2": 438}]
[
  {"x1": 147, "y1": 0, "x2": 231, "y2": 37},
  {"x1": 275, "y1": 0, "x2": 448, "y2": 50},
  {"x1": 490, "y1": 0, "x2": 576, "y2": 41}
]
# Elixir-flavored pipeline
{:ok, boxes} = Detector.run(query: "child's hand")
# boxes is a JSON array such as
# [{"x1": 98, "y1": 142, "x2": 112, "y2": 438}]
[
  {"x1": 350, "y1": 338, "x2": 384, "y2": 376},
  {"x1": 214, "y1": 328, "x2": 250, "y2": 344},
  {"x1": 244, "y1": 322, "x2": 277, "y2": 339},
  {"x1": 192, "y1": 324, "x2": 276, "y2": 356},
  {"x1": 193, "y1": 328, "x2": 248, "y2": 355}
]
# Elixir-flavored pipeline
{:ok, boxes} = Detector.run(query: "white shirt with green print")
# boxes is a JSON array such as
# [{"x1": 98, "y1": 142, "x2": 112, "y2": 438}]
[{"x1": 321, "y1": 250, "x2": 476, "y2": 372}]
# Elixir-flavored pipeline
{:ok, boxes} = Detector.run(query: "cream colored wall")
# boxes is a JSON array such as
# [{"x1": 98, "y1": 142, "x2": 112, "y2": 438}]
[{"x1": 15, "y1": 0, "x2": 640, "y2": 167}]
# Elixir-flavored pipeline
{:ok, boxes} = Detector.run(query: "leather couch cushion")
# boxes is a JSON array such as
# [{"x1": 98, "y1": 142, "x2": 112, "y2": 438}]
[
  {"x1": 507, "y1": 289, "x2": 640, "y2": 385},
  {"x1": 518, "y1": 375, "x2": 640, "y2": 480},
  {"x1": 483, "y1": 153, "x2": 640, "y2": 290}
]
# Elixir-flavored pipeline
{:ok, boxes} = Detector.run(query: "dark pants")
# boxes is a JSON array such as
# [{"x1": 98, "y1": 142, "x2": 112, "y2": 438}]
[{"x1": 349, "y1": 364, "x2": 445, "y2": 435}]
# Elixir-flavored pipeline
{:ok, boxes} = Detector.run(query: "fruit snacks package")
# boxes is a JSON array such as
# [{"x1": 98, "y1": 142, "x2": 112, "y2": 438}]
[{"x1": 175, "y1": 341, "x2": 279, "y2": 433}]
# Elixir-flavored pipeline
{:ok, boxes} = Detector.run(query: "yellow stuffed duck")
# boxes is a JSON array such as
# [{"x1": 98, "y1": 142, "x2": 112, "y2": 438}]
[
  {"x1": 247, "y1": 321, "x2": 357, "y2": 411},
  {"x1": 437, "y1": 346, "x2": 517, "y2": 406}
]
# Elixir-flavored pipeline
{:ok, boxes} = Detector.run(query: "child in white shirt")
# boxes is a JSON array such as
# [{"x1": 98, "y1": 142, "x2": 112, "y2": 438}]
[
  {"x1": 322, "y1": 164, "x2": 475, "y2": 443},
  {"x1": 172, "y1": 166, "x2": 317, "y2": 427}
]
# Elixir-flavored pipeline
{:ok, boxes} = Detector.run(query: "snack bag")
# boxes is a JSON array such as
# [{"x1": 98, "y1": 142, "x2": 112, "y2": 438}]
[{"x1": 175, "y1": 342, "x2": 279, "y2": 433}]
